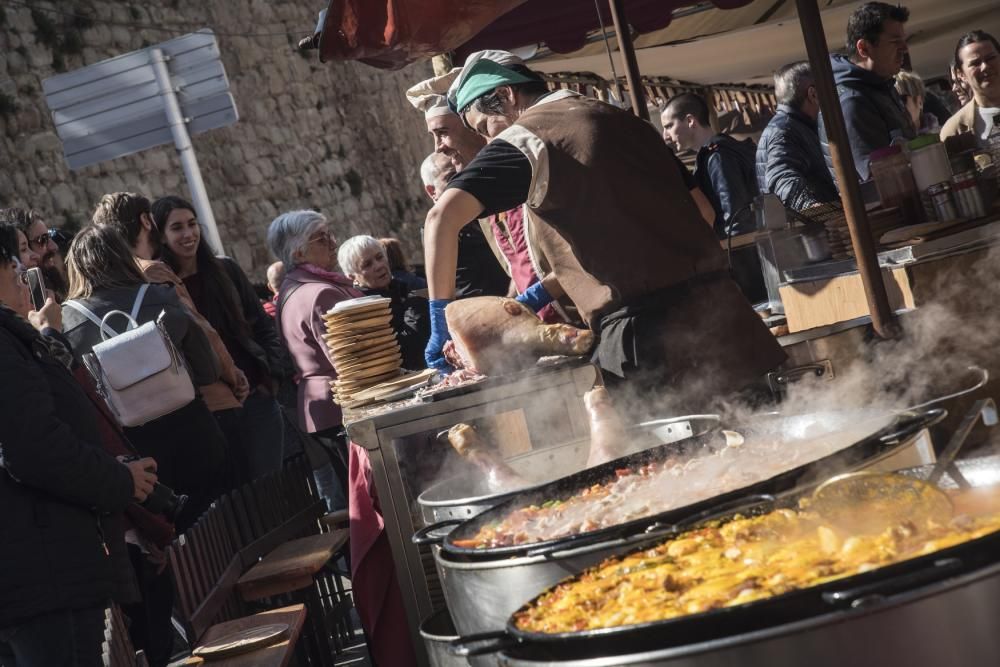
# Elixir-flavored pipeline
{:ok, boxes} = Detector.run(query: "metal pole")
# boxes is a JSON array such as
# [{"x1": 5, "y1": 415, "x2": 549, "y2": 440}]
[
  {"x1": 150, "y1": 48, "x2": 226, "y2": 254},
  {"x1": 607, "y1": 0, "x2": 650, "y2": 121},
  {"x1": 794, "y1": 0, "x2": 896, "y2": 338}
]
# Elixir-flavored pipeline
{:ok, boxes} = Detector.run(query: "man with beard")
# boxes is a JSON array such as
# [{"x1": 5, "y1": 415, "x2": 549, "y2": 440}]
[
  {"x1": 0, "y1": 207, "x2": 66, "y2": 300},
  {"x1": 941, "y1": 31, "x2": 1000, "y2": 149},
  {"x1": 420, "y1": 51, "x2": 786, "y2": 410}
]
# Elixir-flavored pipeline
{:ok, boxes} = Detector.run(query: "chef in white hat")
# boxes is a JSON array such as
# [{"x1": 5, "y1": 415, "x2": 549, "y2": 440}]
[
  {"x1": 407, "y1": 68, "x2": 487, "y2": 172},
  {"x1": 406, "y1": 68, "x2": 512, "y2": 337}
]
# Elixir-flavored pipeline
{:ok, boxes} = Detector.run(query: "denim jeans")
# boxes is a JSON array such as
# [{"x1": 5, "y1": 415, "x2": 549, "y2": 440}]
[
  {"x1": 239, "y1": 389, "x2": 285, "y2": 482},
  {"x1": 0, "y1": 606, "x2": 106, "y2": 667}
]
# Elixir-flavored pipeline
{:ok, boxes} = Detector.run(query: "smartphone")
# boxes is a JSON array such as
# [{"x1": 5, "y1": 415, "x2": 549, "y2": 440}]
[{"x1": 26, "y1": 267, "x2": 46, "y2": 311}]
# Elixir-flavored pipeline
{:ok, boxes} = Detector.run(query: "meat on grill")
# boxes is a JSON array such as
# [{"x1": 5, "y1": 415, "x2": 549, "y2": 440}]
[
  {"x1": 585, "y1": 386, "x2": 629, "y2": 467},
  {"x1": 446, "y1": 423, "x2": 526, "y2": 493},
  {"x1": 445, "y1": 297, "x2": 594, "y2": 375}
]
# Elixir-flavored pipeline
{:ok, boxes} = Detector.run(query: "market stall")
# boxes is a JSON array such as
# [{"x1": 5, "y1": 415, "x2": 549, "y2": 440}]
[{"x1": 314, "y1": 2, "x2": 1000, "y2": 665}]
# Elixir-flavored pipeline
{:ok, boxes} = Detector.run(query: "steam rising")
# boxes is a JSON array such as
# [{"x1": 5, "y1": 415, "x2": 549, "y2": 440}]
[{"x1": 408, "y1": 246, "x2": 1000, "y2": 519}]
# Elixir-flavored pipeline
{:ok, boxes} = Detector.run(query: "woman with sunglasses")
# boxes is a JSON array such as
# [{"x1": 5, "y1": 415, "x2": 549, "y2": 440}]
[{"x1": 154, "y1": 196, "x2": 287, "y2": 484}]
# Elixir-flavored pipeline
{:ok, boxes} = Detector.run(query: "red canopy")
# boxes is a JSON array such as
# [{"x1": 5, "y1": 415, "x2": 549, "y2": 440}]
[{"x1": 318, "y1": 0, "x2": 754, "y2": 69}]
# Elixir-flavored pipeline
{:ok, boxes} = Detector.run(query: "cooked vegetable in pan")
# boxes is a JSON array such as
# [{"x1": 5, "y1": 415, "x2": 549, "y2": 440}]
[{"x1": 513, "y1": 487, "x2": 1000, "y2": 634}]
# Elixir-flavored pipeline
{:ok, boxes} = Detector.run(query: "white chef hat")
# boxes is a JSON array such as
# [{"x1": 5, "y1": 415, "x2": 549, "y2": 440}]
[
  {"x1": 406, "y1": 68, "x2": 462, "y2": 119},
  {"x1": 446, "y1": 50, "x2": 527, "y2": 111}
]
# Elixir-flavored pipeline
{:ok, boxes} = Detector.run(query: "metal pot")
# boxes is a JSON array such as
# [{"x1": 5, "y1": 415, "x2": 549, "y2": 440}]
[
  {"x1": 416, "y1": 408, "x2": 943, "y2": 635},
  {"x1": 455, "y1": 455, "x2": 1000, "y2": 667},
  {"x1": 417, "y1": 416, "x2": 721, "y2": 524},
  {"x1": 420, "y1": 609, "x2": 494, "y2": 667}
]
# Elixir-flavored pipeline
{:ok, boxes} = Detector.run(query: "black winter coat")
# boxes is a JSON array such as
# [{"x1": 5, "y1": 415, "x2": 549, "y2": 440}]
[
  {"x1": 756, "y1": 104, "x2": 840, "y2": 211},
  {"x1": 695, "y1": 134, "x2": 759, "y2": 238},
  {"x1": 818, "y1": 54, "x2": 916, "y2": 181},
  {"x1": 219, "y1": 257, "x2": 291, "y2": 384},
  {"x1": 0, "y1": 307, "x2": 134, "y2": 628},
  {"x1": 360, "y1": 279, "x2": 430, "y2": 371}
]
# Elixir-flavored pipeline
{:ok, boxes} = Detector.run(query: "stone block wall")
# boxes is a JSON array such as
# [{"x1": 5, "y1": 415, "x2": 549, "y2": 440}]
[{"x1": 0, "y1": 1, "x2": 434, "y2": 278}]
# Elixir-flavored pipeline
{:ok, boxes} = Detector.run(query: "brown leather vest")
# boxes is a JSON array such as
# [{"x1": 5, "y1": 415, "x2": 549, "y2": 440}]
[{"x1": 498, "y1": 92, "x2": 727, "y2": 326}]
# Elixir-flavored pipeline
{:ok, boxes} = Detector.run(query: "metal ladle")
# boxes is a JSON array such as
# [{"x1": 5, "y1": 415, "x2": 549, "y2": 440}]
[{"x1": 811, "y1": 398, "x2": 997, "y2": 531}]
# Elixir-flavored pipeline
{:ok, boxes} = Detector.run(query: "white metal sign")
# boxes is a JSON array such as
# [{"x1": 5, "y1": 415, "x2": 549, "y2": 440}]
[{"x1": 42, "y1": 30, "x2": 236, "y2": 252}]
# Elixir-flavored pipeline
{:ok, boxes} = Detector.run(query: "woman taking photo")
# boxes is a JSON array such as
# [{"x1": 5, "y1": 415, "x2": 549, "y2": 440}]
[
  {"x1": 153, "y1": 196, "x2": 286, "y2": 483},
  {"x1": 267, "y1": 210, "x2": 362, "y2": 510},
  {"x1": 0, "y1": 226, "x2": 154, "y2": 666},
  {"x1": 61, "y1": 226, "x2": 226, "y2": 530},
  {"x1": 338, "y1": 235, "x2": 429, "y2": 371}
]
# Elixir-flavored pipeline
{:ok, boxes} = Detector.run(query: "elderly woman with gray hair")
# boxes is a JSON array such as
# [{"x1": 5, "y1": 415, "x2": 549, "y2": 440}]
[
  {"x1": 338, "y1": 235, "x2": 430, "y2": 371},
  {"x1": 266, "y1": 210, "x2": 362, "y2": 509}
]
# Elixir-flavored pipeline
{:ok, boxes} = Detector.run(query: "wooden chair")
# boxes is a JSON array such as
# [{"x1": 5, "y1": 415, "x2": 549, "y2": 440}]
[
  {"x1": 166, "y1": 501, "x2": 307, "y2": 666},
  {"x1": 102, "y1": 604, "x2": 148, "y2": 667},
  {"x1": 228, "y1": 456, "x2": 354, "y2": 666}
]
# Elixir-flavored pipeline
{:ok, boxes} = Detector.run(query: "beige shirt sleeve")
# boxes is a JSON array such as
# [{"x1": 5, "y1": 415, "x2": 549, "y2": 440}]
[{"x1": 140, "y1": 260, "x2": 241, "y2": 391}]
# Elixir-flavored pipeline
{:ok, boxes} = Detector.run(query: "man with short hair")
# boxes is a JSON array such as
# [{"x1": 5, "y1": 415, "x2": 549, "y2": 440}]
[
  {"x1": 661, "y1": 92, "x2": 764, "y2": 303},
  {"x1": 941, "y1": 30, "x2": 1000, "y2": 148},
  {"x1": 661, "y1": 93, "x2": 759, "y2": 239},
  {"x1": 818, "y1": 2, "x2": 914, "y2": 181},
  {"x1": 421, "y1": 50, "x2": 785, "y2": 408},
  {"x1": 756, "y1": 62, "x2": 840, "y2": 211}
]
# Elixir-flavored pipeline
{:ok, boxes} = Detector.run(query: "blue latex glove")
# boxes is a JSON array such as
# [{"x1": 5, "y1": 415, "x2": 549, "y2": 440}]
[
  {"x1": 515, "y1": 281, "x2": 554, "y2": 313},
  {"x1": 425, "y1": 299, "x2": 455, "y2": 373}
]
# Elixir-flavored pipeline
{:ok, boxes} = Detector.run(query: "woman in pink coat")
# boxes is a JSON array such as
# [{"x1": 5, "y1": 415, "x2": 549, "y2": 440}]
[
  {"x1": 266, "y1": 210, "x2": 362, "y2": 508},
  {"x1": 268, "y1": 210, "x2": 417, "y2": 667}
]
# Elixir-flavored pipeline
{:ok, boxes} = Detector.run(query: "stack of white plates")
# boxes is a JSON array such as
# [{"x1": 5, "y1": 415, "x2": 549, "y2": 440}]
[{"x1": 323, "y1": 296, "x2": 402, "y2": 406}]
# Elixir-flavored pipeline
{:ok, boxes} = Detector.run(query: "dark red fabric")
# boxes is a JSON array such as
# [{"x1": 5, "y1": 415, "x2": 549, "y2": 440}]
[
  {"x1": 72, "y1": 367, "x2": 176, "y2": 549},
  {"x1": 488, "y1": 207, "x2": 560, "y2": 323},
  {"x1": 348, "y1": 441, "x2": 417, "y2": 667},
  {"x1": 319, "y1": 0, "x2": 753, "y2": 68}
]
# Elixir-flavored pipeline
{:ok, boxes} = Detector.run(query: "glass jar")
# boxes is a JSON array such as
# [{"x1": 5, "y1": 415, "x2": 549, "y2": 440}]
[{"x1": 869, "y1": 145, "x2": 923, "y2": 223}]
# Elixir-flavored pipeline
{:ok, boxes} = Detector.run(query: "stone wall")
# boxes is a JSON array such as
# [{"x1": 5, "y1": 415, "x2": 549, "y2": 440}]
[{"x1": 0, "y1": 1, "x2": 434, "y2": 278}]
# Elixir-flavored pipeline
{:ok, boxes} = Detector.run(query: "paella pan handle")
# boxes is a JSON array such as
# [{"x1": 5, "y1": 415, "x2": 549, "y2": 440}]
[
  {"x1": 821, "y1": 557, "x2": 964, "y2": 609},
  {"x1": 448, "y1": 630, "x2": 518, "y2": 657},
  {"x1": 411, "y1": 519, "x2": 463, "y2": 546},
  {"x1": 673, "y1": 493, "x2": 777, "y2": 531},
  {"x1": 905, "y1": 366, "x2": 989, "y2": 412},
  {"x1": 875, "y1": 407, "x2": 947, "y2": 445}
]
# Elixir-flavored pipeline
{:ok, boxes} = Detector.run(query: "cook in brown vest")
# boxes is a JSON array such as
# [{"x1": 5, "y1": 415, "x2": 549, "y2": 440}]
[{"x1": 423, "y1": 50, "x2": 786, "y2": 414}]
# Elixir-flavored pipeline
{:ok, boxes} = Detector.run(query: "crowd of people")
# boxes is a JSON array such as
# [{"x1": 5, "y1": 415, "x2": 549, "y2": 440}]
[{"x1": 1, "y1": 1, "x2": 997, "y2": 665}]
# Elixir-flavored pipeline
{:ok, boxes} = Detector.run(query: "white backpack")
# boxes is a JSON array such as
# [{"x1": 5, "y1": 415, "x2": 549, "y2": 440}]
[{"x1": 65, "y1": 284, "x2": 195, "y2": 427}]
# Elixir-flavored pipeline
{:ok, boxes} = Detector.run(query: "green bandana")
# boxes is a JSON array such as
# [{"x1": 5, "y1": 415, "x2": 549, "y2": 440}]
[{"x1": 454, "y1": 59, "x2": 534, "y2": 112}]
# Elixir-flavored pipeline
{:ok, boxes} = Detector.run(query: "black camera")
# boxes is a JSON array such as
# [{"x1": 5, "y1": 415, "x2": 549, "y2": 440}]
[{"x1": 121, "y1": 455, "x2": 188, "y2": 523}]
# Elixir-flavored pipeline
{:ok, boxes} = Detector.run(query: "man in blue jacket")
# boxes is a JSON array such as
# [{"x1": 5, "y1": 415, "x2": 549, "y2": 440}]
[
  {"x1": 819, "y1": 2, "x2": 915, "y2": 181},
  {"x1": 757, "y1": 62, "x2": 840, "y2": 210}
]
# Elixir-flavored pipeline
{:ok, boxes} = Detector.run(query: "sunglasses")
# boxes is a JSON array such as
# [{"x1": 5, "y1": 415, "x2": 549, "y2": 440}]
[{"x1": 28, "y1": 232, "x2": 52, "y2": 248}]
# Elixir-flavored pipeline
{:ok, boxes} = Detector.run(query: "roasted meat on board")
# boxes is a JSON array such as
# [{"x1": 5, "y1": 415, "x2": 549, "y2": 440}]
[{"x1": 444, "y1": 297, "x2": 594, "y2": 375}]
